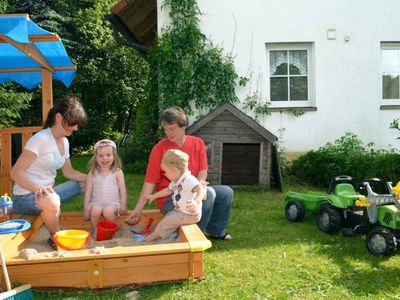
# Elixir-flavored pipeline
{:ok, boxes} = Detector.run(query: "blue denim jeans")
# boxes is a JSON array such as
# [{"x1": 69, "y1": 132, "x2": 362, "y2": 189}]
[
  {"x1": 161, "y1": 185, "x2": 233, "y2": 238},
  {"x1": 12, "y1": 181, "x2": 82, "y2": 215}
]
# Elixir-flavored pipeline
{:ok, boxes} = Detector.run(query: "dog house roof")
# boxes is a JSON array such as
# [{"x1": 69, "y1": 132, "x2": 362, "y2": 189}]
[{"x1": 187, "y1": 102, "x2": 278, "y2": 143}]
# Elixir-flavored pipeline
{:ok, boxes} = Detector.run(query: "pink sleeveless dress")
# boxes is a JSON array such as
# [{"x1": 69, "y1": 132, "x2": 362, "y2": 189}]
[{"x1": 89, "y1": 170, "x2": 121, "y2": 211}]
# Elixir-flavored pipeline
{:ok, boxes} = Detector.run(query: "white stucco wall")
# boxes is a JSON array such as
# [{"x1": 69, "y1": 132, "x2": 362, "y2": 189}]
[{"x1": 158, "y1": 0, "x2": 400, "y2": 152}]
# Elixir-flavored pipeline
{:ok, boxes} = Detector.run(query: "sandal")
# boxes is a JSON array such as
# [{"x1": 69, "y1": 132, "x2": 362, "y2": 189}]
[{"x1": 47, "y1": 237, "x2": 57, "y2": 250}]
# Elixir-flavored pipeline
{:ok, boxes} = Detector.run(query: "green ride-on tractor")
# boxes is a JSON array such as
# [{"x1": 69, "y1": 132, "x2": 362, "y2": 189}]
[{"x1": 284, "y1": 175, "x2": 400, "y2": 256}]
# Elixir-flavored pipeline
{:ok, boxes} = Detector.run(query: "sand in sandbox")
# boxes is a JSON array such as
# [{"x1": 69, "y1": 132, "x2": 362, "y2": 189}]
[{"x1": 22, "y1": 223, "x2": 179, "y2": 259}]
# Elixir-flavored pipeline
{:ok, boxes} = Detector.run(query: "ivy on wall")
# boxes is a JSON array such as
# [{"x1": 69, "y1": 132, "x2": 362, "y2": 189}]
[{"x1": 148, "y1": 0, "x2": 239, "y2": 115}]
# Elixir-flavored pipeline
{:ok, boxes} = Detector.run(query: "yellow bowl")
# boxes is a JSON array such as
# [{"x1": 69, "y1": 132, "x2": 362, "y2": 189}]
[{"x1": 53, "y1": 230, "x2": 90, "y2": 250}]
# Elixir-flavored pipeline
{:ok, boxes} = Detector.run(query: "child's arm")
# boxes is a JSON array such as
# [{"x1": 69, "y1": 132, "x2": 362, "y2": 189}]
[
  {"x1": 83, "y1": 174, "x2": 94, "y2": 220},
  {"x1": 144, "y1": 187, "x2": 173, "y2": 203},
  {"x1": 193, "y1": 185, "x2": 206, "y2": 203},
  {"x1": 116, "y1": 169, "x2": 127, "y2": 214},
  {"x1": 186, "y1": 185, "x2": 205, "y2": 214}
]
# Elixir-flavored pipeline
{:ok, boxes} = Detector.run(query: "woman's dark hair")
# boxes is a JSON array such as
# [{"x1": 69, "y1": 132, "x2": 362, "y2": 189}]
[
  {"x1": 161, "y1": 106, "x2": 188, "y2": 128},
  {"x1": 43, "y1": 96, "x2": 87, "y2": 129}
]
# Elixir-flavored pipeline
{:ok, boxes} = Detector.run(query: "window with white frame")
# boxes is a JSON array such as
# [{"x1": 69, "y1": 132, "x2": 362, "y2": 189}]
[
  {"x1": 381, "y1": 43, "x2": 400, "y2": 103},
  {"x1": 266, "y1": 43, "x2": 313, "y2": 107}
]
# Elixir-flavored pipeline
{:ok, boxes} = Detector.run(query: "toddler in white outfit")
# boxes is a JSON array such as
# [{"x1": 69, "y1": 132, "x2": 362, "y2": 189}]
[{"x1": 141, "y1": 149, "x2": 205, "y2": 242}]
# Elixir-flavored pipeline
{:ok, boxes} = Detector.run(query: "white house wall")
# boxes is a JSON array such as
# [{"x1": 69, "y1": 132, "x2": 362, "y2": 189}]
[{"x1": 158, "y1": 0, "x2": 400, "y2": 152}]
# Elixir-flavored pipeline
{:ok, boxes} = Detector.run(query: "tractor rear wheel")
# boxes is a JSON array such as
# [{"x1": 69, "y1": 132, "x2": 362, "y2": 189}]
[
  {"x1": 316, "y1": 204, "x2": 342, "y2": 234},
  {"x1": 285, "y1": 199, "x2": 305, "y2": 222},
  {"x1": 366, "y1": 226, "x2": 396, "y2": 257}
]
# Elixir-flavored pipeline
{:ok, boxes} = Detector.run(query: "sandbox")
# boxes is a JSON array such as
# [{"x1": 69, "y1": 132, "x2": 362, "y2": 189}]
[{"x1": 0, "y1": 210, "x2": 211, "y2": 289}]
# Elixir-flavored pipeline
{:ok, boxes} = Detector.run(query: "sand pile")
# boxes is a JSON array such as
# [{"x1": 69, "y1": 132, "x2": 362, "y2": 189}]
[{"x1": 21, "y1": 223, "x2": 178, "y2": 259}]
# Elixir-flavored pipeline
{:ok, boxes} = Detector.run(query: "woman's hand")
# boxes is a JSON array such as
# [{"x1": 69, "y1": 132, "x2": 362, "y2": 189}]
[
  {"x1": 199, "y1": 179, "x2": 209, "y2": 189},
  {"x1": 125, "y1": 210, "x2": 141, "y2": 225},
  {"x1": 143, "y1": 194, "x2": 155, "y2": 203},
  {"x1": 120, "y1": 206, "x2": 128, "y2": 215}
]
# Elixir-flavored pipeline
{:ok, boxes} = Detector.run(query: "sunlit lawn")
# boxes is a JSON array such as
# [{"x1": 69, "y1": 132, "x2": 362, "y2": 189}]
[{"x1": 35, "y1": 156, "x2": 400, "y2": 299}]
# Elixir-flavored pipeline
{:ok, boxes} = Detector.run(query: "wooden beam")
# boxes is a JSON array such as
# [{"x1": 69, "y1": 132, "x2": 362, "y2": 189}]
[
  {"x1": 0, "y1": 126, "x2": 42, "y2": 134},
  {"x1": 29, "y1": 34, "x2": 60, "y2": 42},
  {"x1": 0, "y1": 134, "x2": 12, "y2": 196},
  {"x1": 0, "y1": 33, "x2": 55, "y2": 73},
  {"x1": 0, "y1": 34, "x2": 60, "y2": 43},
  {"x1": 122, "y1": 0, "x2": 153, "y2": 20},
  {"x1": 0, "y1": 66, "x2": 77, "y2": 73},
  {"x1": 111, "y1": 0, "x2": 128, "y2": 14},
  {"x1": 132, "y1": 9, "x2": 157, "y2": 42},
  {"x1": 124, "y1": 0, "x2": 156, "y2": 31},
  {"x1": 42, "y1": 69, "x2": 53, "y2": 123},
  {"x1": 0, "y1": 13, "x2": 28, "y2": 17}
]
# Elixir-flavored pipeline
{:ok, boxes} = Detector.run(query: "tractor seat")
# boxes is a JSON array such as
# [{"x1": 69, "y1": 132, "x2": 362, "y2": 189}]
[{"x1": 335, "y1": 183, "x2": 357, "y2": 197}]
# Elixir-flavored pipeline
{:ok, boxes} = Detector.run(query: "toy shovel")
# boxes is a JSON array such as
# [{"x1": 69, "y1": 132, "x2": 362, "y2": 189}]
[{"x1": 139, "y1": 218, "x2": 154, "y2": 235}]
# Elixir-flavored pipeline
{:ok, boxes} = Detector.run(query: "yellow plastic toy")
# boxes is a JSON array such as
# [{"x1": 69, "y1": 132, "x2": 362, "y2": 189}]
[
  {"x1": 391, "y1": 181, "x2": 400, "y2": 198},
  {"x1": 52, "y1": 230, "x2": 90, "y2": 250},
  {"x1": 355, "y1": 195, "x2": 370, "y2": 207}
]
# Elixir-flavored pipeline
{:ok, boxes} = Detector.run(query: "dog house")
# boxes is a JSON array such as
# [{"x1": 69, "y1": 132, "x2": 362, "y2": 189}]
[{"x1": 187, "y1": 102, "x2": 278, "y2": 187}]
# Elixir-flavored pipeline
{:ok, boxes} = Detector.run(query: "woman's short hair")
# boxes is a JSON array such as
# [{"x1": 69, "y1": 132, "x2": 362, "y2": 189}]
[
  {"x1": 161, "y1": 106, "x2": 188, "y2": 128},
  {"x1": 44, "y1": 95, "x2": 87, "y2": 129}
]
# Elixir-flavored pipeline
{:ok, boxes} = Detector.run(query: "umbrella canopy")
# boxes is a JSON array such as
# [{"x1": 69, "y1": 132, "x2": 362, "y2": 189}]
[{"x1": 0, "y1": 14, "x2": 76, "y2": 89}]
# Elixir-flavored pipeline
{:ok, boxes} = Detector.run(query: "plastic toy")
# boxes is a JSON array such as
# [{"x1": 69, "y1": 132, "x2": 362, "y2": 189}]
[
  {"x1": 284, "y1": 175, "x2": 400, "y2": 256},
  {"x1": 0, "y1": 219, "x2": 31, "y2": 234},
  {"x1": 139, "y1": 218, "x2": 154, "y2": 235},
  {"x1": 0, "y1": 194, "x2": 13, "y2": 222},
  {"x1": 53, "y1": 230, "x2": 91, "y2": 250}
]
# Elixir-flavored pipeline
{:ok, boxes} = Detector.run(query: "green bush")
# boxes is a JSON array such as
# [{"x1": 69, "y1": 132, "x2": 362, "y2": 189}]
[
  {"x1": 119, "y1": 95, "x2": 160, "y2": 174},
  {"x1": 288, "y1": 132, "x2": 400, "y2": 187}
]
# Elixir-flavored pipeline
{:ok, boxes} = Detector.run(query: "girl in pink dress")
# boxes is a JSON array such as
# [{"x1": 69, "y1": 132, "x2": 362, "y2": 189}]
[{"x1": 84, "y1": 139, "x2": 127, "y2": 236}]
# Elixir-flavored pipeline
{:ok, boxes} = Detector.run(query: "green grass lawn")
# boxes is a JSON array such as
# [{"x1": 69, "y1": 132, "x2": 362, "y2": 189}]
[{"x1": 35, "y1": 157, "x2": 400, "y2": 299}]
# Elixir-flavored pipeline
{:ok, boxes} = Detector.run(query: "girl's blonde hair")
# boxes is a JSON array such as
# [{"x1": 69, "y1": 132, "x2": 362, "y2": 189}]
[{"x1": 88, "y1": 144, "x2": 122, "y2": 175}]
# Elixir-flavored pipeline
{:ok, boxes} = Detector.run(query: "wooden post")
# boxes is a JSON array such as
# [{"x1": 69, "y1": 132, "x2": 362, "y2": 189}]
[
  {"x1": 0, "y1": 127, "x2": 42, "y2": 196},
  {"x1": 0, "y1": 133, "x2": 12, "y2": 196},
  {"x1": 41, "y1": 69, "x2": 53, "y2": 124}
]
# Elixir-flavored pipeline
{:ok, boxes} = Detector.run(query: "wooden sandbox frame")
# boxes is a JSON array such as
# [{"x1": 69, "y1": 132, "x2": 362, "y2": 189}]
[{"x1": 0, "y1": 210, "x2": 212, "y2": 289}]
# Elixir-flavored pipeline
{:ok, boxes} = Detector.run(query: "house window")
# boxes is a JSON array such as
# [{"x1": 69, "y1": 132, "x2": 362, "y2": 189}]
[
  {"x1": 266, "y1": 43, "x2": 313, "y2": 107},
  {"x1": 381, "y1": 43, "x2": 400, "y2": 103}
]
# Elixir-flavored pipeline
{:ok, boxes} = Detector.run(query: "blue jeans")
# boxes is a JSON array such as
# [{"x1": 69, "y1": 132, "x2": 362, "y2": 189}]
[
  {"x1": 12, "y1": 181, "x2": 82, "y2": 215},
  {"x1": 161, "y1": 185, "x2": 233, "y2": 238}
]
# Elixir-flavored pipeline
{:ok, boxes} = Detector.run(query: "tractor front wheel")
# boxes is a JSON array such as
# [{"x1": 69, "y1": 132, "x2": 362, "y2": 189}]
[
  {"x1": 316, "y1": 204, "x2": 342, "y2": 234},
  {"x1": 285, "y1": 199, "x2": 305, "y2": 222},
  {"x1": 366, "y1": 226, "x2": 396, "y2": 257}
]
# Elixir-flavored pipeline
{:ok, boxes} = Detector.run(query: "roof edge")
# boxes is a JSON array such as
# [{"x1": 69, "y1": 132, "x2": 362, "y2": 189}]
[{"x1": 187, "y1": 102, "x2": 278, "y2": 142}]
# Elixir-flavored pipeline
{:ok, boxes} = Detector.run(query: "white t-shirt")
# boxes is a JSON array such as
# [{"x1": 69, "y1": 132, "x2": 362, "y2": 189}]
[
  {"x1": 168, "y1": 171, "x2": 202, "y2": 216},
  {"x1": 13, "y1": 128, "x2": 70, "y2": 195}
]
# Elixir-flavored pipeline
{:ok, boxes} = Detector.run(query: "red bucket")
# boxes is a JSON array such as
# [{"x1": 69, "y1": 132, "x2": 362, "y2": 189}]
[{"x1": 96, "y1": 220, "x2": 119, "y2": 241}]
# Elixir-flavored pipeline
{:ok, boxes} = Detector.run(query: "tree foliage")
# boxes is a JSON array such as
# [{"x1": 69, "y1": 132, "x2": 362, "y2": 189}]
[
  {"x1": 124, "y1": 0, "x2": 240, "y2": 173},
  {"x1": 1, "y1": 0, "x2": 149, "y2": 151},
  {"x1": 0, "y1": 84, "x2": 31, "y2": 128},
  {"x1": 68, "y1": 0, "x2": 148, "y2": 148}
]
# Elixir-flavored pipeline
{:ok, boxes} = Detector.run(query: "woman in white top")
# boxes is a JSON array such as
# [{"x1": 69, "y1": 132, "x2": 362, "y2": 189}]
[{"x1": 11, "y1": 96, "x2": 87, "y2": 241}]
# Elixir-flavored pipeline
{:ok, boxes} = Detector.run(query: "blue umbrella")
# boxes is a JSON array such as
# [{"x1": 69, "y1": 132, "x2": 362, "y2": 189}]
[{"x1": 0, "y1": 14, "x2": 76, "y2": 89}]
